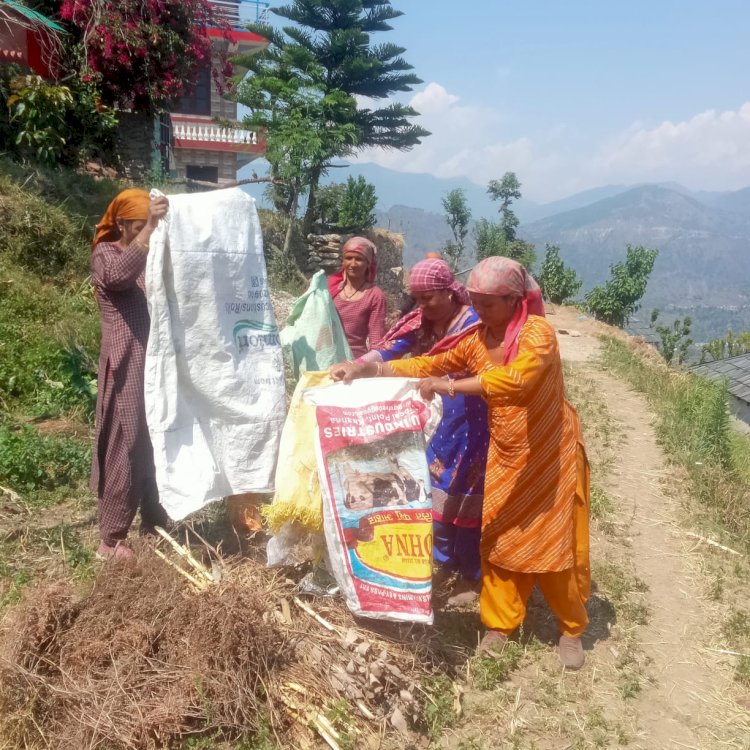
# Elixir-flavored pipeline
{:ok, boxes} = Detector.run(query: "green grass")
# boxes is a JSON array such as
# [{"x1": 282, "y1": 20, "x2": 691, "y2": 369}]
[
  {"x1": 721, "y1": 610, "x2": 750, "y2": 686},
  {"x1": 600, "y1": 336, "x2": 750, "y2": 552},
  {"x1": 324, "y1": 699, "x2": 359, "y2": 750},
  {"x1": 0, "y1": 424, "x2": 90, "y2": 501},
  {"x1": 420, "y1": 674, "x2": 458, "y2": 743},
  {"x1": 470, "y1": 641, "x2": 524, "y2": 690},
  {"x1": 0, "y1": 159, "x2": 111, "y2": 422},
  {"x1": 590, "y1": 484, "x2": 614, "y2": 519}
]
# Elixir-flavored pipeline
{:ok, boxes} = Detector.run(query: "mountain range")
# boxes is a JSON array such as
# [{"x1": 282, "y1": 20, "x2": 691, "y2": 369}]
[
  {"x1": 356, "y1": 167, "x2": 750, "y2": 341},
  {"x1": 239, "y1": 160, "x2": 750, "y2": 341}
]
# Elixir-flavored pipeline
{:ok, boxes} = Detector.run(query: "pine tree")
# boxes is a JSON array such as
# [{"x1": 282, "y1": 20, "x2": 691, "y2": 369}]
[{"x1": 236, "y1": 1, "x2": 428, "y2": 228}]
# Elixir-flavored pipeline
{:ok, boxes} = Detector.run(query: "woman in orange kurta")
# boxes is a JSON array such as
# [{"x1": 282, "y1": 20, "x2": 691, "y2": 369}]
[{"x1": 331, "y1": 256, "x2": 590, "y2": 669}]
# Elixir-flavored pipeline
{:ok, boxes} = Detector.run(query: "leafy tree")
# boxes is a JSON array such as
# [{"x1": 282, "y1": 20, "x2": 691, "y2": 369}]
[
  {"x1": 238, "y1": 56, "x2": 358, "y2": 255},
  {"x1": 651, "y1": 310, "x2": 693, "y2": 365},
  {"x1": 474, "y1": 218, "x2": 506, "y2": 262},
  {"x1": 538, "y1": 244, "x2": 582, "y2": 304},
  {"x1": 585, "y1": 245, "x2": 659, "y2": 328},
  {"x1": 59, "y1": 0, "x2": 228, "y2": 113},
  {"x1": 473, "y1": 219, "x2": 536, "y2": 270},
  {"x1": 238, "y1": 0, "x2": 428, "y2": 230},
  {"x1": 476, "y1": 172, "x2": 536, "y2": 269},
  {"x1": 6, "y1": 75, "x2": 73, "y2": 165},
  {"x1": 338, "y1": 175, "x2": 378, "y2": 231},
  {"x1": 314, "y1": 183, "x2": 347, "y2": 229},
  {"x1": 700, "y1": 330, "x2": 750, "y2": 363},
  {"x1": 488, "y1": 172, "x2": 522, "y2": 241},
  {"x1": 441, "y1": 188, "x2": 471, "y2": 271}
]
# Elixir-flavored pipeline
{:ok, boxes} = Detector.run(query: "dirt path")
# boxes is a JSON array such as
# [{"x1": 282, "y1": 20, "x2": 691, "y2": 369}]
[{"x1": 553, "y1": 307, "x2": 749, "y2": 749}]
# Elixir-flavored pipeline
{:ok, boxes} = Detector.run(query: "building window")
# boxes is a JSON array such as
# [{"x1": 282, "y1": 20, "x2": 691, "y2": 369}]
[
  {"x1": 186, "y1": 165, "x2": 219, "y2": 183},
  {"x1": 174, "y1": 65, "x2": 211, "y2": 116}
]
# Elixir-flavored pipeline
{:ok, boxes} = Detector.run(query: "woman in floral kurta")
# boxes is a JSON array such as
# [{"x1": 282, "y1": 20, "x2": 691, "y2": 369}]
[{"x1": 337, "y1": 258, "x2": 490, "y2": 606}]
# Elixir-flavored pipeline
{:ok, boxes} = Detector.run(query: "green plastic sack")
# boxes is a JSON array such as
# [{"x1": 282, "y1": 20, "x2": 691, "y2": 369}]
[{"x1": 280, "y1": 270, "x2": 352, "y2": 377}]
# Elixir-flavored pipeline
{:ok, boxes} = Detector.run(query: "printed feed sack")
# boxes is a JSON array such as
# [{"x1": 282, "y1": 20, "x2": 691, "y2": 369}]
[{"x1": 304, "y1": 378, "x2": 442, "y2": 623}]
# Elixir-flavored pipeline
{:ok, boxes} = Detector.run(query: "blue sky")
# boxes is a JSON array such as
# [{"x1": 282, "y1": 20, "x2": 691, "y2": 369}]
[{"x1": 336, "y1": 0, "x2": 750, "y2": 201}]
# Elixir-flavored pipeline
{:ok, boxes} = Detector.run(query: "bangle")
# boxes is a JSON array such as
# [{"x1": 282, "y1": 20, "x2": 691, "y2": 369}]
[
  {"x1": 448, "y1": 379, "x2": 456, "y2": 399},
  {"x1": 376, "y1": 362, "x2": 383, "y2": 377}
]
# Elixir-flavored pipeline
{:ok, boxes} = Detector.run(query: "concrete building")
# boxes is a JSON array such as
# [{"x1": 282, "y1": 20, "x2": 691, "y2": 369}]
[
  {"x1": 167, "y1": 0, "x2": 269, "y2": 185},
  {"x1": 117, "y1": 0, "x2": 269, "y2": 182},
  {"x1": 0, "y1": 0, "x2": 63, "y2": 78}
]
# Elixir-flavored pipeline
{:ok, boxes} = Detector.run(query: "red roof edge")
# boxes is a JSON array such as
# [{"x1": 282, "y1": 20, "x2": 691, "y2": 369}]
[{"x1": 206, "y1": 28, "x2": 268, "y2": 45}]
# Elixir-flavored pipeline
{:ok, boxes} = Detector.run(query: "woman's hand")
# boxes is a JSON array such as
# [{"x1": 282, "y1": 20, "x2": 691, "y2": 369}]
[
  {"x1": 330, "y1": 361, "x2": 366, "y2": 383},
  {"x1": 147, "y1": 195, "x2": 169, "y2": 228},
  {"x1": 417, "y1": 376, "x2": 449, "y2": 401}
]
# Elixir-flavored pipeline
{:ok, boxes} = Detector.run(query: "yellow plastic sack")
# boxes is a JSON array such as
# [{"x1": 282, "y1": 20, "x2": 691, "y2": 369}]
[{"x1": 262, "y1": 371, "x2": 330, "y2": 533}]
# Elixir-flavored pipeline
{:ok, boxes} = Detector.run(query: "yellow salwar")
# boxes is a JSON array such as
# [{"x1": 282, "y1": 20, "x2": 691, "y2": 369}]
[
  {"x1": 389, "y1": 316, "x2": 591, "y2": 635},
  {"x1": 480, "y1": 444, "x2": 590, "y2": 636}
]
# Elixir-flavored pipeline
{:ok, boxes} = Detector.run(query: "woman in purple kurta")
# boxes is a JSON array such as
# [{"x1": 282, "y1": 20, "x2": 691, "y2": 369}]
[
  {"x1": 332, "y1": 258, "x2": 490, "y2": 606},
  {"x1": 90, "y1": 189, "x2": 169, "y2": 559}
]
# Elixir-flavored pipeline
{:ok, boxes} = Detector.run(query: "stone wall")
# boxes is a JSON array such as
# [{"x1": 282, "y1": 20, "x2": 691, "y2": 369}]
[
  {"x1": 116, "y1": 112, "x2": 155, "y2": 181},
  {"x1": 304, "y1": 229, "x2": 405, "y2": 301}
]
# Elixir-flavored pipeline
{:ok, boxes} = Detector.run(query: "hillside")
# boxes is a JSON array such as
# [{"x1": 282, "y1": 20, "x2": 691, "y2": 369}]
[
  {"x1": 376, "y1": 204, "x2": 453, "y2": 265},
  {"x1": 1, "y1": 162, "x2": 749, "y2": 749},
  {"x1": 522, "y1": 185, "x2": 750, "y2": 339},
  {"x1": 361, "y1": 168, "x2": 750, "y2": 339}
]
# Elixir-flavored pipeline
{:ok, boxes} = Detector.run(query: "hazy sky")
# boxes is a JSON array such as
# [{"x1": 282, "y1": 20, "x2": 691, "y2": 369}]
[{"x1": 332, "y1": 0, "x2": 750, "y2": 201}]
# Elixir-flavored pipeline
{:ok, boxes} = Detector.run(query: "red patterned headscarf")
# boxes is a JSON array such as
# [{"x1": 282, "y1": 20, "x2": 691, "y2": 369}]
[
  {"x1": 466, "y1": 256, "x2": 545, "y2": 364},
  {"x1": 373, "y1": 258, "x2": 472, "y2": 355},
  {"x1": 408, "y1": 258, "x2": 470, "y2": 305},
  {"x1": 327, "y1": 236, "x2": 378, "y2": 298}
]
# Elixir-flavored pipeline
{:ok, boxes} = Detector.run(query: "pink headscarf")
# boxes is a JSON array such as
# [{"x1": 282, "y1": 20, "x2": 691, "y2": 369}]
[
  {"x1": 409, "y1": 258, "x2": 470, "y2": 305},
  {"x1": 466, "y1": 256, "x2": 545, "y2": 364},
  {"x1": 375, "y1": 258, "x2": 471, "y2": 353},
  {"x1": 327, "y1": 236, "x2": 378, "y2": 298}
]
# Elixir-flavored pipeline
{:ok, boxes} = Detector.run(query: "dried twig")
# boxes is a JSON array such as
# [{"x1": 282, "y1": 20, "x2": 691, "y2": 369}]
[
  {"x1": 685, "y1": 532, "x2": 743, "y2": 557},
  {"x1": 314, "y1": 714, "x2": 342, "y2": 750},
  {"x1": 154, "y1": 526, "x2": 215, "y2": 581},
  {"x1": 293, "y1": 597, "x2": 338, "y2": 632},
  {"x1": 153, "y1": 548, "x2": 207, "y2": 591}
]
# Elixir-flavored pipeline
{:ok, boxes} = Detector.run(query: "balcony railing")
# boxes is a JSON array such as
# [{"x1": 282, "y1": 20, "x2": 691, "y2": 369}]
[
  {"x1": 210, "y1": 0, "x2": 270, "y2": 29},
  {"x1": 173, "y1": 121, "x2": 259, "y2": 146}
]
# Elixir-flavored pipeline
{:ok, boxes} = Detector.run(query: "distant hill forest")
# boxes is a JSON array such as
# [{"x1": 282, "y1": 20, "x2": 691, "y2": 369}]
[{"x1": 376, "y1": 182, "x2": 750, "y2": 341}]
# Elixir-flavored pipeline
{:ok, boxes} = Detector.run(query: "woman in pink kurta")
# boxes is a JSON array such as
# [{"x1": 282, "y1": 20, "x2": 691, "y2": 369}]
[
  {"x1": 90, "y1": 189, "x2": 169, "y2": 559},
  {"x1": 328, "y1": 237, "x2": 387, "y2": 357}
]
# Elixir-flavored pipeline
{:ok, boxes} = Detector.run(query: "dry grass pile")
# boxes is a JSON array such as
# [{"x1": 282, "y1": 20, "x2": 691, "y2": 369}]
[
  {"x1": 0, "y1": 554, "x2": 286, "y2": 749},
  {"x1": 0, "y1": 547, "x2": 448, "y2": 750}
]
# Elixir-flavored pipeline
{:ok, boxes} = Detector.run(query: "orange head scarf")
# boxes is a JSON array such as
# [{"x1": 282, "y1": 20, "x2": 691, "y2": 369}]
[{"x1": 92, "y1": 188, "x2": 150, "y2": 248}]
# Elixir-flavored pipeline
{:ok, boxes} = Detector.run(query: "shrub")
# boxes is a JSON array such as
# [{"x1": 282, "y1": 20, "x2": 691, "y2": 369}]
[
  {"x1": 473, "y1": 218, "x2": 536, "y2": 269},
  {"x1": 60, "y1": 0, "x2": 230, "y2": 113},
  {"x1": 585, "y1": 245, "x2": 658, "y2": 328},
  {"x1": 7, "y1": 75, "x2": 73, "y2": 165},
  {"x1": 337, "y1": 175, "x2": 377, "y2": 232},
  {"x1": 313, "y1": 183, "x2": 346, "y2": 230},
  {"x1": 0, "y1": 425, "x2": 90, "y2": 495},
  {"x1": 538, "y1": 243, "x2": 582, "y2": 304}
]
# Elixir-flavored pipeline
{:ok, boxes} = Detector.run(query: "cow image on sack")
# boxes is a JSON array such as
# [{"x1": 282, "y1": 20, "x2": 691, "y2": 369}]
[{"x1": 304, "y1": 378, "x2": 441, "y2": 624}]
